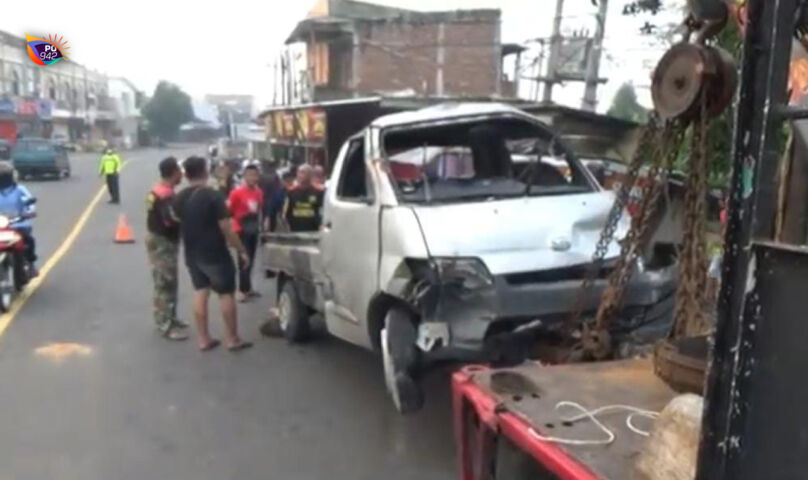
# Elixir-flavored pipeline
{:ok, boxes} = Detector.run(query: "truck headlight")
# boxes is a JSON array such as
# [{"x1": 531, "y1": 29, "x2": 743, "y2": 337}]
[{"x1": 433, "y1": 258, "x2": 494, "y2": 291}]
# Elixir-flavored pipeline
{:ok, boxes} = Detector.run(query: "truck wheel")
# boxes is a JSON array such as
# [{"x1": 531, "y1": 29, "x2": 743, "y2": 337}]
[
  {"x1": 278, "y1": 280, "x2": 309, "y2": 343},
  {"x1": 0, "y1": 261, "x2": 14, "y2": 313},
  {"x1": 12, "y1": 253, "x2": 28, "y2": 292},
  {"x1": 381, "y1": 307, "x2": 424, "y2": 414}
]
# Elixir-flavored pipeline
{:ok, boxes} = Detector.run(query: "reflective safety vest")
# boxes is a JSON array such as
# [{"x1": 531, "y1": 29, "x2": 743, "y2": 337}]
[{"x1": 99, "y1": 154, "x2": 122, "y2": 175}]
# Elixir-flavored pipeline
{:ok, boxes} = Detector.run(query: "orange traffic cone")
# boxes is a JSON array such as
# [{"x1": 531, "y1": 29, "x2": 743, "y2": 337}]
[{"x1": 114, "y1": 214, "x2": 135, "y2": 244}]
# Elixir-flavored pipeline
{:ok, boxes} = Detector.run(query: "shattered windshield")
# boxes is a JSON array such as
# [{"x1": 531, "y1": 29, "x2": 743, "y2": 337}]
[{"x1": 383, "y1": 117, "x2": 595, "y2": 204}]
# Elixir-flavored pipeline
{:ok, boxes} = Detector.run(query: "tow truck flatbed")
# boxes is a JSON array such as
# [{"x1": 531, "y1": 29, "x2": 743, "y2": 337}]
[{"x1": 453, "y1": 359, "x2": 675, "y2": 480}]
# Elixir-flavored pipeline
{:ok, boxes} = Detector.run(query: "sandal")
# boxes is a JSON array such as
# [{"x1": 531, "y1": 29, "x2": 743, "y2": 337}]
[
  {"x1": 228, "y1": 341, "x2": 253, "y2": 353},
  {"x1": 200, "y1": 339, "x2": 221, "y2": 352}
]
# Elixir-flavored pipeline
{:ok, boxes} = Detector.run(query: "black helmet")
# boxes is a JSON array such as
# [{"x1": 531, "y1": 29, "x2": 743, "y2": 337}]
[{"x1": 0, "y1": 161, "x2": 16, "y2": 189}]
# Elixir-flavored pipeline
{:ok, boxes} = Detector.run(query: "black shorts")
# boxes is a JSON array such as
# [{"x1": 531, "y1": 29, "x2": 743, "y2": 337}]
[{"x1": 186, "y1": 256, "x2": 236, "y2": 294}]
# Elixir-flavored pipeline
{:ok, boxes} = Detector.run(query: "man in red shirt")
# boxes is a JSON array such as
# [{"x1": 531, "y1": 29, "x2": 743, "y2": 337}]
[{"x1": 228, "y1": 163, "x2": 264, "y2": 302}]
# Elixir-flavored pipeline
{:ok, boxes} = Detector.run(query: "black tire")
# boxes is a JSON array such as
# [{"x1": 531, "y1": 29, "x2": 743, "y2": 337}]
[
  {"x1": 0, "y1": 262, "x2": 14, "y2": 313},
  {"x1": 382, "y1": 307, "x2": 424, "y2": 414},
  {"x1": 12, "y1": 253, "x2": 28, "y2": 292},
  {"x1": 278, "y1": 280, "x2": 310, "y2": 343}
]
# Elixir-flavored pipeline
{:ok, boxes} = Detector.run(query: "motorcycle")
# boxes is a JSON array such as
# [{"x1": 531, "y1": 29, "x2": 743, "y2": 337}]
[{"x1": 0, "y1": 199, "x2": 37, "y2": 312}]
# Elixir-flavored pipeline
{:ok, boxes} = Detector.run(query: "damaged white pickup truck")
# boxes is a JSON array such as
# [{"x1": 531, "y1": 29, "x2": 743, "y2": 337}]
[{"x1": 263, "y1": 103, "x2": 677, "y2": 413}]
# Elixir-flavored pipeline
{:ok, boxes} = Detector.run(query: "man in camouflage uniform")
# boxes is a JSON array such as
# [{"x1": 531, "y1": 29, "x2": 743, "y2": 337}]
[{"x1": 146, "y1": 157, "x2": 188, "y2": 341}]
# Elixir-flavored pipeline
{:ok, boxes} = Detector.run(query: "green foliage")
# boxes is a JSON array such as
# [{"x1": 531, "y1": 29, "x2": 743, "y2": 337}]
[
  {"x1": 142, "y1": 81, "x2": 194, "y2": 141},
  {"x1": 608, "y1": 83, "x2": 650, "y2": 123}
]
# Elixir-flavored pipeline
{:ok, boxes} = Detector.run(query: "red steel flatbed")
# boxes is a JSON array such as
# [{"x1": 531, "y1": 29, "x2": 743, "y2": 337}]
[{"x1": 452, "y1": 359, "x2": 676, "y2": 480}]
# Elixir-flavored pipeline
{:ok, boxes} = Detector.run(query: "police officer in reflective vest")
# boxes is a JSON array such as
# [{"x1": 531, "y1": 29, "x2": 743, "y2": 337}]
[
  {"x1": 99, "y1": 148, "x2": 122, "y2": 204},
  {"x1": 282, "y1": 164, "x2": 324, "y2": 232}
]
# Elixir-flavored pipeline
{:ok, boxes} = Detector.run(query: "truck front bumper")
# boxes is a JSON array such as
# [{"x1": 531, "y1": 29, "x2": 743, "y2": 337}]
[{"x1": 421, "y1": 264, "x2": 678, "y2": 362}]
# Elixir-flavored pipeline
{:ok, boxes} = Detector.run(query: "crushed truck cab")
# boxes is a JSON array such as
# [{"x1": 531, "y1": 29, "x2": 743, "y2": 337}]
[{"x1": 264, "y1": 103, "x2": 677, "y2": 413}]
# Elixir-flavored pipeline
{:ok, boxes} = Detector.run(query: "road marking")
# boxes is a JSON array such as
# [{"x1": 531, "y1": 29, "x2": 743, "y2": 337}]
[
  {"x1": 34, "y1": 342, "x2": 94, "y2": 363},
  {"x1": 0, "y1": 163, "x2": 131, "y2": 340}
]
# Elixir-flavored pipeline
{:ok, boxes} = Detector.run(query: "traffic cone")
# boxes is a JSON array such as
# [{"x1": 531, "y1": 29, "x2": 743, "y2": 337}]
[{"x1": 114, "y1": 214, "x2": 135, "y2": 244}]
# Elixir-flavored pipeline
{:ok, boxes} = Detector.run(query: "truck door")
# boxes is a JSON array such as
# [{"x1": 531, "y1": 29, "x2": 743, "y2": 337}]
[{"x1": 320, "y1": 133, "x2": 379, "y2": 348}]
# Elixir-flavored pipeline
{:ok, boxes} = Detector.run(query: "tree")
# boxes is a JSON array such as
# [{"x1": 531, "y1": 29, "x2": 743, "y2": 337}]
[
  {"x1": 608, "y1": 83, "x2": 650, "y2": 123},
  {"x1": 142, "y1": 81, "x2": 194, "y2": 141}
]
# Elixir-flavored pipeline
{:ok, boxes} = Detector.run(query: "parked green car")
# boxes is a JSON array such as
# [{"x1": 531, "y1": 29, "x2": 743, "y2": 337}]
[{"x1": 11, "y1": 138, "x2": 71, "y2": 179}]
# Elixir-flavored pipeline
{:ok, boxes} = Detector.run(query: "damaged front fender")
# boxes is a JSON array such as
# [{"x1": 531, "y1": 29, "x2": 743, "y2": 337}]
[{"x1": 382, "y1": 258, "x2": 501, "y2": 353}]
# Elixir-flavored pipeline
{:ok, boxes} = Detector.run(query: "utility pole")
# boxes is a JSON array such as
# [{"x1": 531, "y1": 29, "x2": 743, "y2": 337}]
[
  {"x1": 543, "y1": 0, "x2": 565, "y2": 103},
  {"x1": 280, "y1": 54, "x2": 287, "y2": 105},
  {"x1": 582, "y1": 0, "x2": 609, "y2": 111},
  {"x1": 272, "y1": 58, "x2": 278, "y2": 106},
  {"x1": 286, "y1": 49, "x2": 294, "y2": 105}
]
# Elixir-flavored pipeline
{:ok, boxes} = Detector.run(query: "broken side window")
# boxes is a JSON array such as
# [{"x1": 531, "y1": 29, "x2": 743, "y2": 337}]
[{"x1": 383, "y1": 117, "x2": 594, "y2": 204}]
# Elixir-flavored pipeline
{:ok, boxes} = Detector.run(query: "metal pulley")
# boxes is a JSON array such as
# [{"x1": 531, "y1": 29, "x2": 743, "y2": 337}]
[
  {"x1": 651, "y1": 43, "x2": 737, "y2": 121},
  {"x1": 705, "y1": 45, "x2": 738, "y2": 117}
]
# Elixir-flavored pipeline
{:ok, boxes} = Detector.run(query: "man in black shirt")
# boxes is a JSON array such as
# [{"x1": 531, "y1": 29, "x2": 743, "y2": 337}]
[
  {"x1": 145, "y1": 157, "x2": 187, "y2": 341},
  {"x1": 173, "y1": 156, "x2": 252, "y2": 352},
  {"x1": 282, "y1": 165, "x2": 324, "y2": 232}
]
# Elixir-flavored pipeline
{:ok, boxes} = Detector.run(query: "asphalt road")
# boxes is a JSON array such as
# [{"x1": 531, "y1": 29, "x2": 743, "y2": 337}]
[{"x1": 0, "y1": 147, "x2": 456, "y2": 480}]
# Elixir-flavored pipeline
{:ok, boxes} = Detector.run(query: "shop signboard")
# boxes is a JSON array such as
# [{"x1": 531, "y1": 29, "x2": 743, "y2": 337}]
[
  {"x1": 269, "y1": 108, "x2": 327, "y2": 143},
  {"x1": 0, "y1": 97, "x2": 15, "y2": 115},
  {"x1": 37, "y1": 99, "x2": 53, "y2": 120},
  {"x1": 16, "y1": 100, "x2": 38, "y2": 116}
]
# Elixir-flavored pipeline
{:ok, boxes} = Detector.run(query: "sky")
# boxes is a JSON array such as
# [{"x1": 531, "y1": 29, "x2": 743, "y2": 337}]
[{"x1": 0, "y1": 0, "x2": 680, "y2": 113}]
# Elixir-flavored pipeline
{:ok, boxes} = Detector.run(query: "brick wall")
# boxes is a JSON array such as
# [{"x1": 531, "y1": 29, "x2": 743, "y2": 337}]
[{"x1": 354, "y1": 14, "x2": 500, "y2": 97}]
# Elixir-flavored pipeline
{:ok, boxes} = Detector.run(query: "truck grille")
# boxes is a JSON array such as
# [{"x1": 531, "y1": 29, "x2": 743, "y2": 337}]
[{"x1": 504, "y1": 264, "x2": 613, "y2": 285}]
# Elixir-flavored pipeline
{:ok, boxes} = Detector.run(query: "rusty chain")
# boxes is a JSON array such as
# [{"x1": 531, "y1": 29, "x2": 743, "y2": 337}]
[
  {"x1": 579, "y1": 120, "x2": 687, "y2": 359},
  {"x1": 567, "y1": 116, "x2": 664, "y2": 328},
  {"x1": 672, "y1": 89, "x2": 711, "y2": 337},
  {"x1": 593, "y1": 123, "x2": 686, "y2": 328}
]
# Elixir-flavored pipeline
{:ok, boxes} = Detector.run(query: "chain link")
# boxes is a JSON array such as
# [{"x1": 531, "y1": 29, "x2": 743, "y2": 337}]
[
  {"x1": 568, "y1": 116, "x2": 663, "y2": 327},
  {"x1": 673, "y1": 89, "x2": 711, "y2": 337},
  {"x1": 593, "y1": 122, "x2": 685, "y2": 333}
]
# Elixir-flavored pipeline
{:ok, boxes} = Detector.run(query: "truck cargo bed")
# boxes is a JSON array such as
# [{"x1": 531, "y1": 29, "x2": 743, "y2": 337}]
[{"x1": 262, "y1": 232, "x2": 324, "y2": 282}]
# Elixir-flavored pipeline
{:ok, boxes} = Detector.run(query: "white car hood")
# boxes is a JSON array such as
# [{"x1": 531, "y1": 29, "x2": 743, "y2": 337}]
[{"x1": 410, "y1": 192, "x2": 627, "y2": 276}]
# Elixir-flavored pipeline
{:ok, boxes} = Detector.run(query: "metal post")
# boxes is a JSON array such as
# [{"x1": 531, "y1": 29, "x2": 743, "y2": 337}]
[
  {"x1": 696, "y1": 0, "x2": 800, "y2": 478},
  {"x1": 436, "y1": 22, "x2": 445, "y2": 96},
  {"x1": 273, "y1": 58, "x2": 278, "y2": 107},
  {"x1": 514, "y1": 50, "x2": 522, "y2": 98},
  {"x1": 582, "y1": 0, "x2": 608, "y2": 111},
  {"x1": 286, "y1": 49, "x2": 294, "y2": 105},
  {"x1": 351, "y1": 28, "x2": 361, "y2": 98},
  {"x1": 543, "y1": 0, "x2": 565, "y2": 103}
]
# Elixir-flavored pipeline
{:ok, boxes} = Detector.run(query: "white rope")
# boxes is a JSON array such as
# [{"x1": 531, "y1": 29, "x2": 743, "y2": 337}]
[{"x1": 526, "y1": 401, "x2": 660, "y2": 446}]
